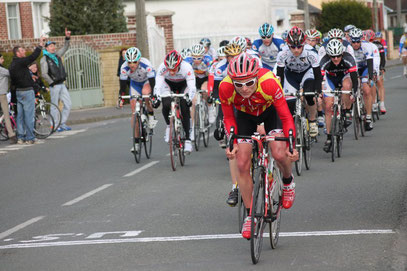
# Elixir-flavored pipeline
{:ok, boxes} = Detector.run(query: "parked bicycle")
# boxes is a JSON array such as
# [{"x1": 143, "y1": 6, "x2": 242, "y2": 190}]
[
  {"x1": 229, "y1": 126, "x2": 294, "y2": 264},
  {"x1": 35, "y1": 91, "x2": 62, "y2": 132}
]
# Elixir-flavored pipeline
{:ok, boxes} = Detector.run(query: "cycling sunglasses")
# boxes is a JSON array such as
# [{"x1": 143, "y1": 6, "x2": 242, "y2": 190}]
[
  {"x1": 351, "y1": 40, "x2": 361, "y2": 44},
  {"x1": 261, "y1": 35, "x2": 272, "y2": 39},
  {"x1": 128, "y1": 61, "x2": 139, "y2": 64},
  {"x1": 330, "y1": 55, "x2": 342, "y2": 59},
  {"x1": 290, "y1": 45, "x2": 303, "y2": 49},
  {"x1": 192, "y1": 57, "x2": 203, "y2": 61},
  {"x1": 233, "y1": 78, "x2": 257, "y2": 88}
]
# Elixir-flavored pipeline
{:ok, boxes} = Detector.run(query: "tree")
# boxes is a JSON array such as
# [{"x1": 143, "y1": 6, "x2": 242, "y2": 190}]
[
  {"x1": 316, "y1": 0, "x2": 372, "y2": 33},
  {"x1": 48, "y1": 0, "x2": 128, "y2": 36}
]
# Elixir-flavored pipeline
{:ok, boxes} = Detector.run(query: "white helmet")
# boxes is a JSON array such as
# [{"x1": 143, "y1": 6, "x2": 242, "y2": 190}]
[
  {"x1": 180, "y1": 48, "x2": 192, "y2": 59},
  {"x1": 230, "y1": 36, "x2": 247, "y2": 51},
  {"x1": 191, "y1": 44, "x2": 206, "y2": 56},
  {"x1": 326, "y1": 39, "x2": 344, "y2": 57},
  {"x1": 217, "y1": 46, "x2": 226, "y2": 57},
  {"x1": 328, "y1": 28, "x2": 344, "y2": 40},
  {"x1": 125, "y1": 47, "x2": 141, "y2": 62},
  {"x1": 349, "y1": 28, "x2": 363, "y2": 42}
]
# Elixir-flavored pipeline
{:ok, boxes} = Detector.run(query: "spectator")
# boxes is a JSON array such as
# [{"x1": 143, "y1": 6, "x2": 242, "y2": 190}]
[
  {"x1": 0, "y1": 53, "x2": 17, "y2": 143},
  {"x1": 28, "y1": 62, "x2": 47, "y2": 95},
  {"x1": 9, "y1": 36, "x2": 46, "y2": 144},
  {"x1": 40, "y1": 28, "x2": 72, "y2": 132},
  {"x1": 117, "y1": 47, "x2": 129, "y2": 108}
]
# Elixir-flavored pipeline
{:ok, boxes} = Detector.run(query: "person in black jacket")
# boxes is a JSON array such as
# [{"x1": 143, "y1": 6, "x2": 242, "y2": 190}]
[
  {"x1": 9, "y1": 36, "x2": 46, "y2": 144},
  {"x1": 117, "y1": 47, "x2": 129, "y2": 108}
]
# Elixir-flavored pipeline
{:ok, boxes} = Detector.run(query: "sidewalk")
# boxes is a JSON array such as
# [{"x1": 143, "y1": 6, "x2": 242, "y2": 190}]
[{"x1": 66, "y1": 58, "x2": 403, "y2": 126}]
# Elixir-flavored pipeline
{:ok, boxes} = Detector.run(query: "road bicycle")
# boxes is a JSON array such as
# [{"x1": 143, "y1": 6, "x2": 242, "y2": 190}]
[
  {"x1": 193, "y1": 89, "x2": 210, "y2": 151},
  {"x1": 229, "y1": 127, "x2": 294, "y2": 264},
  {"x1": 161, "y1": 93, "x2": 190, "y2": 171},
  {"x1": 0, "y1": 103, "x2": 16, "y2": 141},
  {"x1": 371, "y1": 74, "x2": 380, "y2": 122},
  {"x1": 323, "y1": 89, "x2": 351, "y2": 162},
  {"x1": 291, "y1": 91, "x2": 315, "y2": 176},
  {"x1": 35, "y1": 91, "x2": 62, "y2": 132},
  {"x1": 213, "y1": 98, "x2": 226, "y2": 148},
  {"x1": 121, "y1": 95, "x2": 154, "y2": 163},
  {"x1": 353, "y1": 81, "x2": 367, "y2": 140}
]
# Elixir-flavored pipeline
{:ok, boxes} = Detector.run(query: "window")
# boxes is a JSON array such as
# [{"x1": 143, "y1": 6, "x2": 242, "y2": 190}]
[
  {"x1": 6, "y1": 3, "x2": 22, "y2": 40},
  {"x1": 33, "y1": 3, "x2": 47, "y2": 38}
]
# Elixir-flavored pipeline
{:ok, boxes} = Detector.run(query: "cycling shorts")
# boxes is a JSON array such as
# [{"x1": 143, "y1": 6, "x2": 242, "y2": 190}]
[
  {"x1": 164, "y1": 79, "x2": 188, "y2": 94},
  {"x1": 130, "y1": 79, "x2": 148, "y2": 97},
  {"x1": 358, "y1": 67, "x2": 369, "y2": 84},
  {"x1": 323, "y1": 74, "x2": 351, "y2": 97},
  {"x1": 196, "y1": 76, "x2": 208, "y2": 90},
  {"x1": 236, "y1": 105, "x2": 282, "y2": 144},
  {"x1": 283, "y1": 68, "x2": 314, "y2": 97}
]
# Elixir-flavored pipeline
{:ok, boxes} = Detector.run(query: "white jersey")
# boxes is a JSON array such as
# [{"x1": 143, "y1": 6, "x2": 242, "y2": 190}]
[
  {"x1": 276, "y1": 44, "x2": 320, "y2": 73},
  {"x1": 353, "y1": 41, "x2": 374, "y2": 69},
  {"x1": 207, "y1": 47, "x2": 217, "y2": 60},
  {"x1": 369, "y1": 42, "x2": 380, "y2": 71},
  {"x1": 154, "y1": 61, "x2": 196, "y2": 99},
  {"x1": 246, "y1": 49, "x2": 263, "y2": 67},
  {"x1": 120, "y1": 57, "x2": 155, "y2": 82},
  {"x1": 209, "y1": 58, "x2": 228, "y2": 81}
]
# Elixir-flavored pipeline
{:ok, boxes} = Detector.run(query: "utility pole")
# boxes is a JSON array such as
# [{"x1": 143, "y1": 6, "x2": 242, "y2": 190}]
[
  {"x1": 304, "y1": 0, "x2": 310, "y2": 30},
  {"x1": 373, "y1": 0, "x2": 379, "y2": 31},
  {"x1": 135, "y1": 0, "x2": 149, "y2": 58},
  {"x1": 397, "y1": 0, "x2": 402, "y2": 27}
]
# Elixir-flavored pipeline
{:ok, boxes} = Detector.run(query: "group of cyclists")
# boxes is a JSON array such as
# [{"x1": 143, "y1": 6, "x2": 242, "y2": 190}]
[{"x1": 118, "y1": 22, "x2": 392, "y2": 240}]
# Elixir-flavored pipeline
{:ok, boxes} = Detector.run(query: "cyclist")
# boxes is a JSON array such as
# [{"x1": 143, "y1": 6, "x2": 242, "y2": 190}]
[
  {"x1": 200, "y1": 38, "x2": 217, "y2": 60},
  {"x1": 276, "y1": 26, "x2": 322, "y2": 138},
  {"x1": 320, "y1": 39, "x2": 358, "y2": 152},
  {"x1": 252, "y1": 23, "x2": 285, "y2": 71},
  {"x1": 399, "y1": 28, "x2": 407, "y2": 77},
  {"x1": 220, "y1": 53, "x2": 297, "y2": 239},
  {"x1": 372, "y1": 32, "x2": 387, "y2": 114},
  {"x1": 208, "y1": 43, "x2": 243, "y2": 207},
  {"x1": 318, "y1": 28, "x2": 355, "y2": 59},
  {"x1": 349, "y1": 28, "x2": 374, "y2": 131},
  {"x1": 344, "y1": 24, "x2": 356, "y2": 42},
  {"x1": 154, "y1": 50, "x2": 196, "y2": 153},
  {"x1": 120, "y1": 47, "x2": 157, "y2": 152},
  {"x1": 180, "y1": 47, "x2": 192, "y2": 62}
]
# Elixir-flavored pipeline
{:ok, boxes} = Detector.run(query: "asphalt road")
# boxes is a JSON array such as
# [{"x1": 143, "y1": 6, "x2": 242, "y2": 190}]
[{"x1": 0, "y1": 65, "x2": 406, "y2": 271}]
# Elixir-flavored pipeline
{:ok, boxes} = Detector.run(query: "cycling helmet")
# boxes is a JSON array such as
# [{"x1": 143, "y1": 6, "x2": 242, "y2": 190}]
[
  {"x1": 164, "y1": 50, "x2": 182, "y2": 69},
  {"x1": 224, "y1": 43, "x2": 242, "y2": 56},
  {"x1": 217, "y1": 46, "x2": 226, "y2": 57},
  {"x1": 245, "y1": 37, "x2": 252, "y2": 47},
  {"x1": 327, "y1": 28, "x2": 344, "y2": 39},
  {"x1": 375, "y1": 31, "x2": 382, "y2": 38},
  {"x1": 281, "y1": 30, "x2": 289, "y2": 42},
  {"x1": 125, "y1": 47, "x2": 142, "y2": 62},
  {"x1": 322, "y1": 36, "x2": 329, "y2": 43},
  {"x1": 200, "y1": 38, "x2": 211, "y2": 47},
  {"x1": 305, "y1": 29, "x2": 320, "y2": 39},
  {"x1": 287, "y1": 26, "x2": 306, "y2": 46},
  {"x1": 349, "y1": 28, "x2": 363, "y2": 42},
  {"x1": 344, "y1": 24, "x2": 356, "y2": 32},
  {"x1": 227, "y1": 53, "x2": 260, "y2": 80},
  {"x1": 180, "y1": 48, "x2": 192, "y2": 59},
  {"x1": 259, "y1": 23, "x2": 274, "y2": 38},
  {"x1": 317, "y1": 30, "x2": 323, "y2": 40},
  {"x1": 191, "y1": 44, "x2": 206, "y2": 56},
  {"x1": 219, "y1": 40, "x2": 229, "y2": 47},
  {"x1": 230, "y1": 36, "x2": 247, "y2": 51},
  {"x1": 326, "y1": 39, "x2": 344, "y2": 57},
  {"x1": 364, "y1": 29, "x2": 375, "y2": 42}
]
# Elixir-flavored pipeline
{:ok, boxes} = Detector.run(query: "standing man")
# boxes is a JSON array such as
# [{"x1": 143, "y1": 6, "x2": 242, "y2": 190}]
[
  {"x1": 9, "y1": 36, "x2": 46, "y2": 144},
  {"x1": 41, "y1": 28, "x2": 72, "y2": 132}
]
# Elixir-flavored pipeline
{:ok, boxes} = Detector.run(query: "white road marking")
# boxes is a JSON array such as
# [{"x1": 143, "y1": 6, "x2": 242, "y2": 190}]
[
  {"x1": 123, "y1": 161, "x2": 159, "y2": 177},
  {"x1": 61, "y1": 184, "x2": 113, "y2": 206},
  {"x1": 0, "y1": 229, "x2": 395, "y2": 249},
  {"x1": 0, "y1": 216, "x2": 45, "y2": 240},
  {"x1": 390, "y1": 75, "x2": 402, "y2": 79},
  {"x1": 48, "y1": 129, "x2": 87, "y2": 139}
]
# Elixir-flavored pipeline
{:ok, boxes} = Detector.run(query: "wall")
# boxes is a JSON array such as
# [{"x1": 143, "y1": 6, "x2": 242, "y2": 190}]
[
  {"x1": 100, "y1": 49, "x2": 120, "y2": 107},
  {"x1": 0, "y1": 4, "x2": 8, "y2": 40}
]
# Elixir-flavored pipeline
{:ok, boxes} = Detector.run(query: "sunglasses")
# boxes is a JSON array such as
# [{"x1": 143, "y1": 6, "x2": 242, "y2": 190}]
[
  {"x1": 233, "y1": 78, "x2": 257, "y2": 88},
  {"x1": 128, "y1": 61, "x2": 138, "y2": 64},
  {"x1": 192, "y1": 57, "x2": 203, "y2": 61},
  {"x1": 351, "y1": 40, "x2": 361, "y2": 44},
  {"x1": 330, "y1": 55, "x2": 342, "y2": 59},
  {"x1": 290, "y1": 45, "x2": 303, "y2": 49},
  {"x1": 261, "y1": 35, "x2": 272, "y2": 39},
  {"x1": 307, "y1": 39, "x2": 317, "y2": 42}
]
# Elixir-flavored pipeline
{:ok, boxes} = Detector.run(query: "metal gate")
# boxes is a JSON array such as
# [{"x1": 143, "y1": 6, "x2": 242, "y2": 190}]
[
  {"x1": 147, "y1": 16, "x2": 166, "y2": 69},
  {"x1": 64, "y1": 44, "x2": 103, "y2": 109}
]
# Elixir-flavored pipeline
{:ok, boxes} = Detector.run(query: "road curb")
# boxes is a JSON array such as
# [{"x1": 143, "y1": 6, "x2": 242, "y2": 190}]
[{"x1": 66, "y1": 113, "x2": 130, "y2": 126}]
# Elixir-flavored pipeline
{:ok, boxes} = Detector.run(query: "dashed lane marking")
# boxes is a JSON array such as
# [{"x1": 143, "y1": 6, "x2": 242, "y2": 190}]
[
  {"x1": 123, "y1": 161, "x2": 159, "y2": 177},
  {"x1": 0, "y1": 216, "x2": 45, "y2": 240},
  {"x1": 389, "y1": 75, "x2": 402, "y2": 79},
  {"x1": 62, "y1": 184, "x2": 113, "y2": 206},
  {"x1": 0, "y1": 229, "x2": 395, "y2": 249}
]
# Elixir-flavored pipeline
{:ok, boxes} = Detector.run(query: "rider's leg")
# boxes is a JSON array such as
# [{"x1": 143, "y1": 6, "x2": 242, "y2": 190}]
[
  {"x1": 142, "y1": 83, "x2": 153, "y2": 113},
  {"x1": 235, "y1": 142, "x2": 254, "y2": 208},
  {"x1": 341, "y1": 77, "x2": 353, "y2": 110},
  {"x1": 180, "y1": 98, "x2": 191, "y2": 140}
]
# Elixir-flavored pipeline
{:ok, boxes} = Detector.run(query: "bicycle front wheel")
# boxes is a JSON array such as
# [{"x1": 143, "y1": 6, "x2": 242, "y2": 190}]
[
  {"x1": 303, "y1": 120, "x2": 311, "y2": 170},
  {"x1": 143, "y1": 117, "x2": 153, "y2": 159},
  {"x1": 269, "y1": 162, "x2": 283, "y2": 249},
  {"x1": 194, "y1": 104, "x2": 201, "y2": 151},
  {"x1": 169, "y1": 116, "x2": 177, "y2": 171},
  {"x1": 250, "y1": 166, "x2": 266, "y2": 264},
  {"x1": 331, "y1": 106, "x2": 337, "y2": 162},
  {"x1": 36, "y1": 102, "x2": 61, "y2": 132},
  {"x1": 0, "y1": 121, "x2": 9, "y2": 141},
  {"x1": 179, "y1": 125, "x2": 186, "y2": 166},
  {"x1": 202, "y1": 103, "x2": 210, "y2": 147},
  {"x1": 133, "y1": 114, "x2": 142, "y2": 163},
  {"x1": 34, "y1": 111, "x2": 54, "y2": 139},
  {"x1": 294, "y1": 116, "x2": 303, "y2": 176},
  {"x1": 238, "y1": 188, "x2": 247, "y2": 233},
  {"x1": 352, "y1": 103, "x2": 360, "y2": 140}
]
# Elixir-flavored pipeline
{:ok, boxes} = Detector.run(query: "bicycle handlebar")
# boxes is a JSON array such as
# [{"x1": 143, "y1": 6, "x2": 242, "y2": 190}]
[
  {"x1": 120, "y1": 94, "x2": 151, "y2": 100},
  {"x1": 322, "y1": 90, "x2": 352, "y2": 94}
]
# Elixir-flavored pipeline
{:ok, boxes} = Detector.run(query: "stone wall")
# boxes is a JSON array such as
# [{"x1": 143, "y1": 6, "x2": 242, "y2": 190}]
[{"x1": 100, "y1": 49, "x2": 120, "y2": 107}]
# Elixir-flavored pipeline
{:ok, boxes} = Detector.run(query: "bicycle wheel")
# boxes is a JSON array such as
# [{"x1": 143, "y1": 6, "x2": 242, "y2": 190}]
[
  {"x1": 143, "y1": 116, "x2": 153, "y2": 159},
  {"x1": 194, "y1": 105, "x2": 201, "y2": 151},
  {"x1": 238, "y1": 188, "x2": 247, "y2": 233},
  {"x1": 337, "y1": 115, "x2": 344, "y2": 158},
  {"x1": 202, "y1": 103, "x2": 210, "y2": 147},
  {"x1": 352, "y1": 103, "x2": 360, "y2": 140},
  {"x1": 359, "y1": 98, "x2": 366, "y2": 137},
  {"x1": 303, "y1": 119, "x2": 311, "y2": 170},
  {"x1": 0, "y1": 121, "x2": 9, "y2": 141},
  {"x1": 331, "y1": 106, "x2": 337, "y2": 162},
  {"x1": 133, "y1": 114, "x2": 142, "y2": 163},
  {"x1": 34, "y1": 110, "x2": 54, "y2": 139},
  {"x1": 294, "y1": 116, "x2": 303, "y2": 176},
  {"x1": 269, "y1": 162, "x2": 282, "y2": 249},
  {"x1": 169, "y1": 116, "x2": 177, "y2": 171},
  {"x1": 250, "y1": 166, "x2": 266, "y2": 264},
  {"x1": 179, "y1": 121, "x2": 186, "y2": 166},
  {"x1": 36, "y1": 102, "x2": 61, "y2": 132}
]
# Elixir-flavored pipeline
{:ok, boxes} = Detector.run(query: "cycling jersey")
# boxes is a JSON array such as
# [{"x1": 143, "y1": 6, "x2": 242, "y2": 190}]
[
  {"x1": 207, "y1": 58, "x2": 228, "y2": 96},
  {"x1": 207, "y1": 47, "x2": 218, "y2": 60},
  {"x1": 252, "y1": 37, "x2": 285, "y2": 70},
  {"x1": 276, "y1": 44, "x2": 319, "y2": 73},
  {"x1": 369, "y1": 42, "x2": 381, "y2": 74},
  {"x1": 184, "y1": 55, "x2": 213, "y2": 79},
  {"x1": 353, "y1": 41, "x2": 374, "y2": 69},
  {"x1": 399, "y1": 35, "x2": 407, "y2": 54},
  {"x1": 120, "y1": 57, "x2": 155, "y2": 82},
  {"x1": 154, "y1": 61, "x2": 196, "y2": 99},
  {"x1": 372, "y1": 40, "x2": 386, "y2": 69},
  {"x1": 318, "y1": 40, "x2": 355, "y2": 60},
  {"x1": 219, "y1": 68, "x2": 295, "y2": 138}
]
